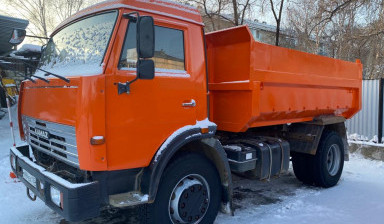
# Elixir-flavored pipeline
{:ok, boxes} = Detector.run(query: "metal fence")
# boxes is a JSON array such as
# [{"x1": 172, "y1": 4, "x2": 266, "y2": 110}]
[{"x1": 345, "y1": 79, "x2": 381, "y2": 141}]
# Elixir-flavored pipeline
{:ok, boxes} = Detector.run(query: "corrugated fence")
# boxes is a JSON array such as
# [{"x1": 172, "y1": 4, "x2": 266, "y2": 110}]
[{"x1": 345, "y1": 79, "x2": 380, "y2": 141}]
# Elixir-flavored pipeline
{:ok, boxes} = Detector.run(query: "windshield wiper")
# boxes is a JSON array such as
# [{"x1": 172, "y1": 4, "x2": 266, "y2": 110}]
[
  {"x1": 44, "y1": 72, "x2": 69, "y2": 83},
  {"x1": 20, "y1": 60, "x2": 70, "y2": 83},
  {"x1": 17, "y1": 73, "x2": 36, "y2": 83}
]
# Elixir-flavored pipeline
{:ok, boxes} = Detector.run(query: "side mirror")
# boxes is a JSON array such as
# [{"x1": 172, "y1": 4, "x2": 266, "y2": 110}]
[
  {"x1": 137, "y1": 16, "x2": 154, "y2": 58},
  {"x1": 116, "y1": 13, "x2": 155, "y2": 95},
  {"x1": 9, "y1": 29, "x2": 26, "y2": 46},
  {"x1": 138, "y1": 59, "x2": 154, "y2": 79}
]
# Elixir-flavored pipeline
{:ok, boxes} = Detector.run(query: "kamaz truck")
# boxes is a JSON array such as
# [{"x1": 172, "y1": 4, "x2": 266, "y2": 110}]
[{"x1": 9, "y1": 0, "x2": 362, "y2": 223}]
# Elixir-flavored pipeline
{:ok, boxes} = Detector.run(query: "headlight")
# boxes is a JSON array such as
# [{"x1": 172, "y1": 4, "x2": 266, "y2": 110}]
[
  {"x1": 10, "y1": 155, "x2": 16, "y2": 170},
  {"x1": 50, "y1": 186, "x2": 63, "y2": 209}
]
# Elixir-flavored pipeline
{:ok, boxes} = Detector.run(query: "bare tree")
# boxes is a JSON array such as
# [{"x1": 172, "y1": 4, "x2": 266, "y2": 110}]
[
  {"x1": 5, "y1": 0, "x2": 52, "y2": 41},
  {"x1": 261, "y1": 0, "x2": 285, "y2": 46},
  {"x1": 183, "y1": 0, "x2": 257, "y2": 31},
  {"x1": 269, "y1": 0, "x2": 285, "y2": 46},
  {"x1": 51, "y1": 0, "x2": 86, "y2": 23},
  {"x1": 232, "y1": 0, "x2": 254, "y2": 26},
  {"x1": 189, "y1": 0, "x2": 230, "y2": 31},
  {"x1": 287, "y1": 0, "x2": 384, "y2": 79},
  {"x1": 1, "y1": 0, "x2": 97, "y2": 44}
]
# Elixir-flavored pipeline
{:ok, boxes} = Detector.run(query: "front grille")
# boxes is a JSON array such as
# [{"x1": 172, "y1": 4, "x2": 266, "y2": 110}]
[{"x1": 23, "y1": 116, "x2": 79, "y2": 167}]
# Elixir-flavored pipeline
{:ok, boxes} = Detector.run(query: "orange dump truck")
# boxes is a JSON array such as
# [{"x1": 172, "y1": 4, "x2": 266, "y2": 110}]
[{"x1": 9, "y1": 0, "x2": 362, "y2": 223}]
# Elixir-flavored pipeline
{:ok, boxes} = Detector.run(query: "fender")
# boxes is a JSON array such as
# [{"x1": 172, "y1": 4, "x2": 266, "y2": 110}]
[
  {"x1": 288, "y1": 116, "x2": 349, "y2": 160},
  {"x1": 141, "y1": 119, "x2": 233, "y2": 214}
]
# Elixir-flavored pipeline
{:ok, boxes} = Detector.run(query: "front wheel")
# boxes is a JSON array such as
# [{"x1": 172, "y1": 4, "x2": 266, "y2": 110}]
[{"x1": 144, "y1": 153, "x2": 222, "y2": 224}]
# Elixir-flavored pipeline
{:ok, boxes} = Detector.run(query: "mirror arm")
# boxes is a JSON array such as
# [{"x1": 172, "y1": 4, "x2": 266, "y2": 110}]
[
  {"x1": 123, "y1": 12, "x2": 139, "y2": 21},
  {"x1": 25, "y1": 35, "x2": 49, "y2": 40},
  {"x1": 115, "y1": 77, "x2": 138, "y2": 95},
  {"x1": 116, "y1": 11, "x2": 143, "y2": 95}
]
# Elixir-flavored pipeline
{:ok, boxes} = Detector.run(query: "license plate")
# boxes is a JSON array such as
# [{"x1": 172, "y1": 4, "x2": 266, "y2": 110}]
[
  {"x1": 23, "y1": 170, "x2": 36, "y2": 188},
  {"x1": 35, "y1": 128, "x2": 49, "y2": 139}
]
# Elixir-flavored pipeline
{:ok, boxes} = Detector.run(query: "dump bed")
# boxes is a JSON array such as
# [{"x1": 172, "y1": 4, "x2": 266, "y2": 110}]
[{"x1": 206, "y1": 26, "x2": 362, "y2": 132}]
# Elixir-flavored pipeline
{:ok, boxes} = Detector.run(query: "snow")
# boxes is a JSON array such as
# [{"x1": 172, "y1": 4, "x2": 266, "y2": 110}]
[
  {"x1": 34, "y1": 64, "x2": 103, "y2": 78},
  {"x1": 120, "y1": 68, "x2": 191, "y2": 78},
  {"x1": 0, "y1": 105, "x2": 62, "y2": 223},
  {"x1": 132, "y1": 193, "x2": 149, "y2": 202},
  {"x1": 215, "y1": 153, "x2": 384, "y2": 224},
  {"x1": 224, "y1": 145, "x2": 243, "y2": 151},
  {"x1": 136, "y1": 0, "x2": 200, "y2": 14},
  {"x1": 155, "y1": 69, "x2": 190, "y2": 78},
  {"x1": 1, "y1": 106, "x2": 384, "y2": 223},
  {"x1": 348, "y1": 133, "x2": 384, "y2": 146},
  {"x1": 154, "y1": 118, "x2": 216, "y2": 162},
  {"x1": 35, "y1": 12, "x2": 117, "y2": 78},
  {"x1": 348, "y1": 133, "x2": 377, "y2": 142},
  {"x1": 18, "y1": 44, "x2": 42, "y2": 53},
  {"x1": 217, "y1": 80, "x2": 250, "y2": 84},
  {"x1": 0, "y1": 60, "x2": 11, "y2": 64},
  {"x1": 348, "y1": 140, "x2": 384, "y2": 147}
]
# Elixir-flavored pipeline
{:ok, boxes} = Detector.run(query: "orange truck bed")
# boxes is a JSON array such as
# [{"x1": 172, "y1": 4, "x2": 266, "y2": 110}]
[{"x1": 206, "y1": 26, "x2": 362, "y2": 132}]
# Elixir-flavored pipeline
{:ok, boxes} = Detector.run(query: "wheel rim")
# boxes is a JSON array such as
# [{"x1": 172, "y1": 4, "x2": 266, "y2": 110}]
[
  {"x1": 168, "y1": 174, "x2": 210, "y2": 224},
  {"x1": 326, "y1": 144, "x2": 341, "y2": 176}
]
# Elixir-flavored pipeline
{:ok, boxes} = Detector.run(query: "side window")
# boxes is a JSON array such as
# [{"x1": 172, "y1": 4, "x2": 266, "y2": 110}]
[
  {"x1": 154, "y1": 26, "x2": 185, "y2": 71},
  {"x1": 119, "y1": 23, "x2": 185, "y2": 71}
]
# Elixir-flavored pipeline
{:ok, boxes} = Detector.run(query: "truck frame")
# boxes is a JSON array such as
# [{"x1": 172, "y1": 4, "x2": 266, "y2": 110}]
[{"x1": 9, "y1": 0, "x2": 362, "y2": 223}]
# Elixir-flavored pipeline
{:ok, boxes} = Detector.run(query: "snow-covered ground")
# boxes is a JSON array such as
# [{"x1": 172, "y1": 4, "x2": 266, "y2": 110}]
[{"x1": 1, "y1": 105, "x2": 384, "y2": 224}]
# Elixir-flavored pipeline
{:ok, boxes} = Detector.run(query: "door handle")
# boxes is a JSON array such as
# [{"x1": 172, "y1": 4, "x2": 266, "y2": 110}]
[{"x1": 182, "y1": 99, "x2": 196, "y2": 107}]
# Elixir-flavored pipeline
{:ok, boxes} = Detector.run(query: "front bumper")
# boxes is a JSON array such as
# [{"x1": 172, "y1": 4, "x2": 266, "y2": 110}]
[{"x1": 10, "y1": 144, "x2": 101, "y2": 222}]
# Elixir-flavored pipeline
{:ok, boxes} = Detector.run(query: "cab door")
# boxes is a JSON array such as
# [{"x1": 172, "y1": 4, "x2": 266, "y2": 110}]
[{"x1": 105, "y1": 12, "x2": 197, "y2": 170}]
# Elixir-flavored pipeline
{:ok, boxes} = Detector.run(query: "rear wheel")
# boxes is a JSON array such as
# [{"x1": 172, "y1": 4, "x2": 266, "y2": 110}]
[
  {"x1": 291, "y1": 151, "x2": 314, "y2": 185},
  {"x1": 143, "y1": 153, "x2": 222, "y2": 224},
  {"x1": 292, "y1": 131, "x2": 344, "y2": 188},
  {"x1": 313, "y1": 131, "x2": 344, "y2": 187}
]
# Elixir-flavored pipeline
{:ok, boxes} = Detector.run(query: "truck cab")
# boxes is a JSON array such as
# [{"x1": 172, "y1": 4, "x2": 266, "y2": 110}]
[{"x1": 9, "y1": 0, "x2": 362, "y2": 223}]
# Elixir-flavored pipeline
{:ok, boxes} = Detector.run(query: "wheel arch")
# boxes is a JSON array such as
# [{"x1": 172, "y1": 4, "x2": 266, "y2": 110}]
[
  {"x1": 141, "y1": 124, "x2": 233, "y2": 215},
  {"x1": 287, "y1": 116, "x2": 349, "y2": 160}
]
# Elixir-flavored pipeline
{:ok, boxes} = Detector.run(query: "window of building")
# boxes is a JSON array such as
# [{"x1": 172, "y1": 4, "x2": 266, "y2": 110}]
[
  {"x1": 251, "y1": 29, "x2": 261, "y2": 41},
  {"x1": 119, "y1": 22, "x2": 185, "y2": 71}
]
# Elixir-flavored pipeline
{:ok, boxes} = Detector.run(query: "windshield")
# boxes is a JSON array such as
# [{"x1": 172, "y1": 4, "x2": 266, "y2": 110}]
[{"x1": 36, "y1": 11, "x2": 118, "y2": 77}]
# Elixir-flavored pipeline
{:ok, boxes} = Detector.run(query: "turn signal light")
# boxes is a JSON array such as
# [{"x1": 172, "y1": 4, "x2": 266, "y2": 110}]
[{"x1": 91, "y1": 136, "x2": 105, "y2": 145}]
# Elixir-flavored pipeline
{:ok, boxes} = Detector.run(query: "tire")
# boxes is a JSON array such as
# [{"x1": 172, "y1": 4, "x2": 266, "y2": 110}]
[
  {"x1": 142, "y1": 153, "x2": 222, "y2": 224},
  {"x1": 313, "y1": 131, "x2": 344, "y2": 188},
  {"x1": 292, "y1": 131, "x2": 344, "y2": 188},
  {"x1": 291, "y1": 151, "x2": 314, "y2": 185}
]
